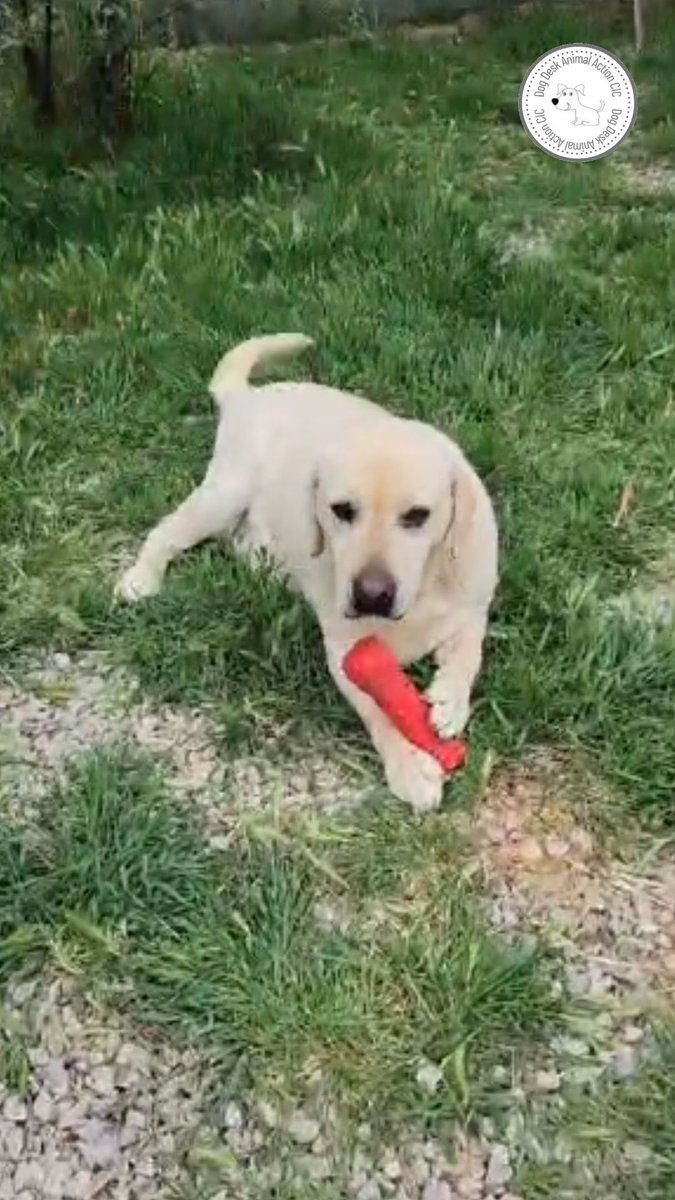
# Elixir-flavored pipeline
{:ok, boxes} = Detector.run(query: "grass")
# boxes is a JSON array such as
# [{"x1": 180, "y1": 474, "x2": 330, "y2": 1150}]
[
  {"x1": 0, "y1": 748, "x2": 556, "y2": 1123},
  {"x1": 1, "y1": 4, "x2": 675, "y2": 1186},
  {"x1": 2, "y1": 8, "x2": 675, "y2": 819}
]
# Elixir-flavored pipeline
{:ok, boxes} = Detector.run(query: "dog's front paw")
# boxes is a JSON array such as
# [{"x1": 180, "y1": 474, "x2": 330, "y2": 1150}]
[
  {"x1": 426, "y1": 677, "x2": 470, "y2": 739},
  {"x1": 115, "y1": 562, "x2": 162, "y2": 604},
  {"x1": 383, "y1": 743, "x2": 444, "y2": 814}
]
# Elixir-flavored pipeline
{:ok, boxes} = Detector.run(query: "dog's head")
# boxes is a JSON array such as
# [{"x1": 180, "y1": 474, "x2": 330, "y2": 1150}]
[
  {"x1": 309, "y1": 422, "x2": 477, "y2": 623},
  {"x1": 553, "y1": 82, "x2": 583, "y2": 110}
]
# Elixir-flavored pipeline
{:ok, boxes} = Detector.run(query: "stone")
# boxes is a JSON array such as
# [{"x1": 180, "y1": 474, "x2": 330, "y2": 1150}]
[
  {"x1": 518, "y1": 837, "x2": 544, "y2": 865},
  {"x1": 303, "y1": 1154, "x2": 332, "y2": 1181},
  {"x1": 288, "y1": 1111, "x2": 320, "y2": 1145},
  {"x1": 135, "y1": 1157, "x2": 158, "y2": 1179},
  {"x1": 3, "y1": 1095, "x2": 29, "y2": 1122},
  {"x1": 116, "y1": 1042, "x2": 151, "y2": 1076},
  {"x1": 70, "y1": 1173, "x2": 97, "y2": 1200},
  {"x1": 7, "y1": 979, "x2": 38, "y2": 1007},
  {"x1": 89, "y1": 1065, "x2": 116, "y2": 1096},
  {"x1": 77, "y1": 1119, "x2": 119, "y2": 1169},
  {"x1": 532, "y1": 1069, "x2": 560, "y2": 1093},
  {"x1": 40, "y1": 1059, "x2": 70, "y2": 1099},
  {"x1": 565, "y1": 1065, "x2": 603, "y2": 1089},
  {"x1": 623, "y1": 1141, "x2": 652, "y2": 1164},
  {"x1": 545, "y1": 836, "x2": 570, "y2": 859},
  {"x1": 485, "y1": 1144, "x2": 512, "y2": 1191},
  {"x1": 119, "y1": 1119, "x2": 143, "y2": 1149},
  {"x1": 223, "y1": 1101, "x2": 244, "y2": 1130},
  {"x1": 352, "y1": 1149, "x2": 373, "y2": 1176},
  {"x1": 409, "y1": 1158, "x2": 431, "y2": 1186},
  {"x1": 552, "y1": 1036, "x2": 589, "y2": 1058},
  {"x1": 382, "y1": 1155, "x2": 403, "y2": 1181},
  {"x1": 44, "y1": 1020, "x2": 67, "y2": 1059},
  {"x1": 15, "y1": 1161, "x2": 45, "y2": 1192},
  {"x1": 564, "y1": 967, "x2": 591, "y2": 998},
  {"x1": 416, "y1": 1060, "x2": 444, "y2": 1095},
  {"x1": 0, "y1": 1120, "x2": 26, "y2": 1159},
  {"x1": 57, "y1": 1102, "x2": 88, "y2": 1130},
  {"x1": 257, "y1": 1098, "x2": 280, "y2": 1129},
  {"x1": 422, "y1": 1182, "x2": 453, "y2": 1200},
  {"x1": 44, "y1": 1159, "x2": 71, "y2": 1199},
  {"x1": 356, "y1": 1183, "x2": 382, "y2": 1200},
  {"x1": 32, "y1": 1089, "x2": 57, "y2": 1123},
  {"x1": 610, "y1": 1045, "x2": 640, "y2": 1081},
  {"x1": 156, "y1": 1131, "x2": 176, "y2": 1156},
  {"x1": 50, "y1": 652, "x2": 72, "y2": 672},
  {"x1": 456, "y1": 1181, "x2": 482, "y2": 1200}
]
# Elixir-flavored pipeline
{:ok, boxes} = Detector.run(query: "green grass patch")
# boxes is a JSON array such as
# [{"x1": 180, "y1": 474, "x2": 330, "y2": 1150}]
[{"x1": 0, "y1": 748, "x2": 556, "y2": 1122}]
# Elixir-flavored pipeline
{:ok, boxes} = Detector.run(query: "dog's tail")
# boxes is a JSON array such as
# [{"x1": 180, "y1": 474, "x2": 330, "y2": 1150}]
[
  {"x1": 598, "y1": 99, "x2": 605, "y2": 112},
  {"x1": 209, "y1": 333, "x2": 314, "y2": 407}
]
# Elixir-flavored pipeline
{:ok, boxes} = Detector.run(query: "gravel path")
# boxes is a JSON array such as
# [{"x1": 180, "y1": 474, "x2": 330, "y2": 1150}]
[
  {"x1": 0, "y1": 968, "x2": 526, "y2": 1200},
  {"x1": 0, "y1": 652, "x2": 367, "y2": 837},
  {"x1": 0, "y1": 975, "x2": 212, "y2": 1199},
  {"x1": 1, "y1": 659, "x2": 672, "y2": 1198},
  {"x1": 476, "y1": 754, "x2": 675, "y2": 1006}
]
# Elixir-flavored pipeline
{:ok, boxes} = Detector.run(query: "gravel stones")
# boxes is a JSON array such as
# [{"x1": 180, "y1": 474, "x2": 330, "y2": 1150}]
[
  {"x1": 287, "y1": 1111, "x2": 321, "y2": 1146},
  {"x1": 422, "y1": 1182, "x2": 453, "y2": 1200},
  {"x1": 484, "y1": 1144, "x2": 511, "y2": 1192},
  {"x1": 531, "y1": 1069, "x2": 561, "y2": 1094},
  {"x1": 415, "y1": 1060, "x2": 444, "y2": 1095},
  {"x1": 2, "y1": 982, "x2": 513, "y2": 1200},
  {"x1": 476, "y1": 755, "x2": 675, "y2": 1004},
  {"x1": 0, "y1": 653, "x2": 367, "y2": 840},
  {"x1": 0, "y1": 975, "x2": 212, "y2": 1198},
  {"x1": 2, "y1": 665, "x2": 670, "y2": 1200}
]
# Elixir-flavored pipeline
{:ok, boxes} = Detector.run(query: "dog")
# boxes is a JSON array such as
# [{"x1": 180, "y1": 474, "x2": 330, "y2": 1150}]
[
  {"x1": 552, "y1": 82, "x2": 605, "y2": 127},
  {"x1": 116, "y1": 335, "x2": 498, "y2": 813}
]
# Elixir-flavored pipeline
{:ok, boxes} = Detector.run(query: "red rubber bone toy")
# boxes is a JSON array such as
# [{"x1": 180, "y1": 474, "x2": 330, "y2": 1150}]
[{"x1": 343, "y1": 636, "x2": 467, "y2": 774}]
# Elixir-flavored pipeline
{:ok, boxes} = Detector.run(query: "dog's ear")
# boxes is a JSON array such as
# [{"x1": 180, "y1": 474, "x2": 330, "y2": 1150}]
[
  {"x1": 309, "y1": 472, "x2": 325, "y2": 558},
  {"x1": 441, "y1": 455, "x2": 478, "y2": 566},
  {"x1": 556, "y1": 82, "x2": 566, "y2": 95},
  {"x1": 439, "y1": 451, "x2": 498, "y2": 607},
  {"x1": 574, "y1": 82, "x2": 585, "y2": 95}
]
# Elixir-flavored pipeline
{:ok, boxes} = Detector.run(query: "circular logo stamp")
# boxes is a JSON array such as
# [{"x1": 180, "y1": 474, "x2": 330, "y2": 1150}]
[{"x1": 519, "y1": 43, "x2": 637, "y2": 162}]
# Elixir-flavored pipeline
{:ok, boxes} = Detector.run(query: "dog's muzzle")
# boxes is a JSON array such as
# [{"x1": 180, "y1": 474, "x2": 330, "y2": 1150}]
[{"x1": 348, "y1": 564, "x2": 397, "y2": 619}]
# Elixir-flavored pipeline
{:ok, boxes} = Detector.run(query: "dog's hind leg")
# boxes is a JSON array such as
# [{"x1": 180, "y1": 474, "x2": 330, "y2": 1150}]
[{"x1": 116, "y1": 473, "x2": 250, "y2": 602}]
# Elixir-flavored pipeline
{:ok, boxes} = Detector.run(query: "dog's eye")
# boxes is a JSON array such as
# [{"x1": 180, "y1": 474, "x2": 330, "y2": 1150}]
[
  {"x1": 400, "y1": 506, "x2": 430, "y2": 529},
  {"x1": 331, "y1": 501, "x2": 357, "y2": 524}
]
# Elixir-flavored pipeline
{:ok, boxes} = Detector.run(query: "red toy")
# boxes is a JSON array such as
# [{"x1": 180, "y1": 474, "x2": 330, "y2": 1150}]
[{"x1": 343, "y1": 636, "x2": 467, "y2": 773}]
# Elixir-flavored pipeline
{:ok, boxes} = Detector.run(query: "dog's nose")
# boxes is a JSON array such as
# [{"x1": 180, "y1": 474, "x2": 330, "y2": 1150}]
[
  {"x1": 351, "y1": 565, "x2": 397, "y2": 618},
  {"x1": 551, "y1": 97, "x2": 559, "y2": 106}
]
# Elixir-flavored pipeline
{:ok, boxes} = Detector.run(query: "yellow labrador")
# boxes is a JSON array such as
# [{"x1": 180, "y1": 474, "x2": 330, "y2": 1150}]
[{"x1": 116, "y1": 334, "x2": 498, "y2": 812}]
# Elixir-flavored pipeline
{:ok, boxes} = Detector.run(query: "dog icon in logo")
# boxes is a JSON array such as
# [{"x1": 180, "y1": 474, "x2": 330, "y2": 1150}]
[{"x1": 551, "y1": 82, "x2": 605, "y2": 126}]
